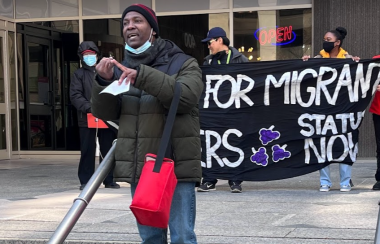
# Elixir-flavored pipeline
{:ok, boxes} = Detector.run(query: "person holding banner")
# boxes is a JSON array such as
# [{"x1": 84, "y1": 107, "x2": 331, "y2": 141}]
[
  {"x1": 91, "y1": 4, "x2": 203, "y2": 243},
  {"x1": 70, "y1": 41, "x2": 120, "y2": 191},
  {"x1": 302, "y1": 27, "x2": 360, "y2": 61},
  {"x1": 370, "y1": 54, "x2": 380, "y2": 191},
  {"x1": 198, "y1": 27, "x2": 249, "y2": 193},
  {"x1": 302, "y1": 27, "x2": 359, "y2": 192}
]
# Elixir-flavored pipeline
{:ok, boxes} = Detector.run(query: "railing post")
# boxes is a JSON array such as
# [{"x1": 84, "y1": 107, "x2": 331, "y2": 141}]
[
  {"x1": 47, "y1": 140, "x2": 117, "y2": 244},
  {"x1": 375, "y1": 201, "x2": 380, "y2": 244}
]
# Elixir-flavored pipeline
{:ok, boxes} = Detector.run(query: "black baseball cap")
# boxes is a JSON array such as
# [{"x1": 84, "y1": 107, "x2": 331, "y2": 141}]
[{"x1": 201, "y1": 27, "x2": 227, "y2": 43}]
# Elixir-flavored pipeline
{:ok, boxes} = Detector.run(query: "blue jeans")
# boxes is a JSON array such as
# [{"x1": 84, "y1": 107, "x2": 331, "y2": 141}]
[
  {"x1": 131, "y1": 182, "x2": 197, "y2": 244},
  {"x1": 320, "y1": 164, "x2": 352, "y2": 187}
]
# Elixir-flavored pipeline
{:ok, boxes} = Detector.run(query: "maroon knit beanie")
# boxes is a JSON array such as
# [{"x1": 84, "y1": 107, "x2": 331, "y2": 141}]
[{"x1": 121, "y1": 4, "x2": 159, "y2": 37}]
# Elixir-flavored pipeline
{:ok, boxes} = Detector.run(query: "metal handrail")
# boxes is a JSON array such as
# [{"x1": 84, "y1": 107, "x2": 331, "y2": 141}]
[
  {"x1": 375, "y1": 201, "x2": 380, "y2": 244},
  {"x1": 47, "y1": 140, "x2": 117, "y2": 244}
]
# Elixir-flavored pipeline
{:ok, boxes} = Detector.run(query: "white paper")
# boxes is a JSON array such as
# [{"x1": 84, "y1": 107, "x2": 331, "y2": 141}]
[{"x1": 99, "y1": 78, "x2": 130, "y2": 96}]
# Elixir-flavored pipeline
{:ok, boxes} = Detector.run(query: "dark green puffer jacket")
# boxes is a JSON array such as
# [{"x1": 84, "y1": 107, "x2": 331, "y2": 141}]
[{"x1": 91, "y1": 40, "x2": 203, "y2": 184}]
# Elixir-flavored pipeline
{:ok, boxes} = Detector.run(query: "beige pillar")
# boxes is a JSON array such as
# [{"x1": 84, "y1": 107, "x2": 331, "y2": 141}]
[
  {"x1": 209, "y1": 13, "x2": 230, "y2": 39},
  {"x1": 257, "y1": 11, "x2": 277, "y2": 61}
]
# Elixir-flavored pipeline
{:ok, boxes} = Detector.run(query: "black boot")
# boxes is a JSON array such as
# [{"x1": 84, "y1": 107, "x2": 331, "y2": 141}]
[
  {"x1": 373, "y1": 181, "x2": 380, "y2": 190},
  {"x1": 373, "y1": 157, "x2": 380, "y2": 190}
]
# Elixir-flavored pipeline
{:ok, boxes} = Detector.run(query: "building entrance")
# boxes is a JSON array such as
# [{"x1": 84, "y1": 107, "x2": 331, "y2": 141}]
[
  {"x1": 18, "y1": 23, "x2": 80, "y2": 152},
  {"x1": 24, "y1": 36, "x2": 63, "y2": 149}
]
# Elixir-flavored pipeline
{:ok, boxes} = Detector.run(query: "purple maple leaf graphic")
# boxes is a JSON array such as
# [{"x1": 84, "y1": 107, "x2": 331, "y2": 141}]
[
  {"x1": 259, "y1": 125, "x2": 280, "y2": 146},
  {"x1": 250, "y1": 147, "x2": 269, "y2": 167},
  {"x1": 272, "y1": 144, "x2": 291, "y2": 162}
]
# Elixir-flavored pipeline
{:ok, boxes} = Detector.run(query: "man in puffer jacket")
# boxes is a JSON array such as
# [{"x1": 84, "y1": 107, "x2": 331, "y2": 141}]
[
  {"x1": 91, "y1": 4, "x2": 203, "y2": 244},
  {"x1": 70, "y1": 41, "x2": 120, "y2": 190}
]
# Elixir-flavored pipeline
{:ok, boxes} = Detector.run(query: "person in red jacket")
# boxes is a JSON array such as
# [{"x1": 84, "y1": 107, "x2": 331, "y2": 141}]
[{"x1": 370, "y1": 54, "x2": 380, "y2": 190}]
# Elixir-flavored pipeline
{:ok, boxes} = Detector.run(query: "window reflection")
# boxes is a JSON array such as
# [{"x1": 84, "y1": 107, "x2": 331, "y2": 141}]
[
  {"x1": 0, "y1": 36, "x2": 4, "y2": 102},
  {"x1": 0, "y1": 114, "x2": 5, "y2": 150},
  {"x1": 17, "y1": 33, "x2": 27, "y2": 150},
  {"x1": 0, "y1": 0, "x2": 14, "y2": 18},
  {"x1": 234, "y1": 8, "x2": 312, "y2": 62},
  {"x1": 9, "y1": 32, "x2": 18, "y2": 151},
  {"x1": 16, "y1": 0, "x2": 79, "y2": 19},
  {"x1": 83, "y1": 0, "x2": 152, "y2": 16},
  {"x1": 234, "y1": 0, "x2": 312, "y2": 8},
  {"x1": 83, "y1": 19, "x2": 124, "y2": 61},
  {"x1": 30, "y1": 21, "x2": 79, "y2": 33},
  {"x1": 155, "y1": 0, "x2": 228, "y2": 12}
]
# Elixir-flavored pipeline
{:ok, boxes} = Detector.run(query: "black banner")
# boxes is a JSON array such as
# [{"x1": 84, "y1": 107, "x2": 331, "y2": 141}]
[{"x1": 199, "y1": 59, "x2": 380, "y2": 181}]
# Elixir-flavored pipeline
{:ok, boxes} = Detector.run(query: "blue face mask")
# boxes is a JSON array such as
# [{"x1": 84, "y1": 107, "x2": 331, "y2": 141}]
[
  {"x1": 125, "y1": 28, "x2": 153, "y2": 54},
  {"x1": 83, "y1": 55, "x2": 97, "y2": 66}
]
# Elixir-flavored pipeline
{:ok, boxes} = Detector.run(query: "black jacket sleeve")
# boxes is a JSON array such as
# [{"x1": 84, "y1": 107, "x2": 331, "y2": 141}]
[
  {"x1": 70, "y1": 69, "x2": 91, "y2": 113},
  {"x1": 91, "y1": 75, "x2": 122, "y2": 121}
]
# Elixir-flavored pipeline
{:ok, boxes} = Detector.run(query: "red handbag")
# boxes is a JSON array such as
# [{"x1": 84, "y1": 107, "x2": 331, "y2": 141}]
[
  {"x1": 130, "y1": 154, "x2": 177, "y2": 228},
  {"x1": 130, "y1": 83, "x2": 181, "y2": 229}
]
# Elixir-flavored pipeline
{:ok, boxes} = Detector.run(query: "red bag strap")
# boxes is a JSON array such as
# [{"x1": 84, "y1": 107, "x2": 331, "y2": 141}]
[{"x1": 153, "y1": 82, "x2": 182, "y2": 173}]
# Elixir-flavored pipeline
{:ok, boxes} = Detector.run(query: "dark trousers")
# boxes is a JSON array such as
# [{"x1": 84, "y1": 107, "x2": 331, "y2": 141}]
[
  {"x1": 202, "y1": 177, "x2": 242, "y2": 186},
  {"x1": 78, "y1": 127, "x2": 116, "y2": 185},
  {"x1": 373, "y1": 114, "x2": 380, "y2": 181}
]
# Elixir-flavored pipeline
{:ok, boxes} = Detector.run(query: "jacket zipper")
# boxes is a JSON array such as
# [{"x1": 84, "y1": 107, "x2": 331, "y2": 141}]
[
  {"x1": 132, "y1": 130, "x2": 138, "y2": 183},
  {"x1": 132, "y1": 95, "x2": 141, "y2": 183}
]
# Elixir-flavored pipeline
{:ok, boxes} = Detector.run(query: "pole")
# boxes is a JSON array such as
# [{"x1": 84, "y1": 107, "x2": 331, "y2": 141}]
[
  {"x1": 47, "y1": 141, "x2": 117, "y2": 244},
  {"x1": 375, "y1": 201, "x2": 380, "y2": 244}
]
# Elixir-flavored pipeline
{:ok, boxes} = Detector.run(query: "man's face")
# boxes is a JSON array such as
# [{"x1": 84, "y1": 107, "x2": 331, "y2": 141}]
[
  {"x1": 208, "y1": 37, "x2": 223, "y2": 55},
  {"x1": 123, "y1": 11, "x2": 152, "y2": 49}
]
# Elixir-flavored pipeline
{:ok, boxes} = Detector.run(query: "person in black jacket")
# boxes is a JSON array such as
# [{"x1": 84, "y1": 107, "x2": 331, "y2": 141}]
[
  {"x1": 70, "y1": 41, "x2": 120, "y2": 190},
  {"x1": 198, "y1": 27, "x2": 249, "y2": 193},
  {"x1": 202, "y1": 27, "x2": 249, "y2": 65}
]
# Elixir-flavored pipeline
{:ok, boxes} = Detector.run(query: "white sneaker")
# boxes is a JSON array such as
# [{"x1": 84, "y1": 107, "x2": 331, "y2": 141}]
[
  {"x1": 319, "y1": 185, "x2": 330, "y2": 192},
  {"x1": 340, "y1": 185, "x2": 351, "y2": 192}
]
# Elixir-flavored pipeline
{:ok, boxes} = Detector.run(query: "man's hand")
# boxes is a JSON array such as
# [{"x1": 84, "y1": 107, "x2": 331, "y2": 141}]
[
  {"x1": 111, "y1": 59, "x2": 137, "y2": 86},
  {"x1": 96, "y1": 57, "x2": 115, "y2": 80},
  {"x1": 302, "y1": 55, "x2": 310, "y2": 61}
]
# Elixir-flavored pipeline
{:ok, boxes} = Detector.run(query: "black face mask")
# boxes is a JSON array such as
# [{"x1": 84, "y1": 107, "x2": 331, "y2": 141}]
[{"x1": 323, "y1": 41, "x2": 336, "y2": 53}]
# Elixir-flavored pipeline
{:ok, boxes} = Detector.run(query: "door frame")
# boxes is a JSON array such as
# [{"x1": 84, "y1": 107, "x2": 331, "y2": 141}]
[
  {"x1": 0, "y1": 29, "x2": 11, "y2": 159},
  {"x1": 17, "y1": 23, "x2": 74, "y2": 152}
]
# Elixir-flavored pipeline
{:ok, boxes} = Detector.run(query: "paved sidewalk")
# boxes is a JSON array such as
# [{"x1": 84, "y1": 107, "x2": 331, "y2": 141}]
[{"x1": 0, "y1": 158, "x2": 378, "y2": 243}]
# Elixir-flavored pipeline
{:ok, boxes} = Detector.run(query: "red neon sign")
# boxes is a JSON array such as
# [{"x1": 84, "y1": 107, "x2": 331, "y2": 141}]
[{"x1": 254, "y1": 26, "x2": 296, "y2": 46}]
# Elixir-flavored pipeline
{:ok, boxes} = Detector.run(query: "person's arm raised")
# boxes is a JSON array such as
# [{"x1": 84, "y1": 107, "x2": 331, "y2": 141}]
[
  {"x1": 111, "y1": 59, "x2": 137, "y2": 86},
  {"x1": 96, "y1": 57, "x2": 115, "y2": 81}
]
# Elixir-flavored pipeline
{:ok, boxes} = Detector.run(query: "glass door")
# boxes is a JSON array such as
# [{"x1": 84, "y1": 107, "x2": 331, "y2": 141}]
[
  {"x1": 25, "y1": 37, "x2": 55, "y2": 149},
  {"x1": 52, "y1": 40, "x2": 65, "y2": 149},
  {"x1": 0, "y1": 31, "x2": 9, "y2": 158},
  {"x1": 23, "y1": 35, "x2": 66, "y2": 150}
]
